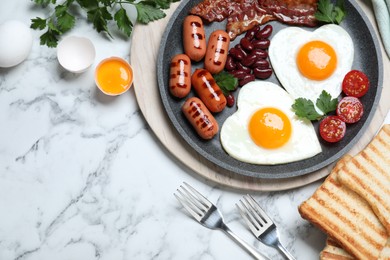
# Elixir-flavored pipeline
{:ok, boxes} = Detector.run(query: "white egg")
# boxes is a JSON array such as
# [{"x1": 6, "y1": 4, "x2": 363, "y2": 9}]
[
  {"x1": 220, "y1": 81, "x2": 322, "y2": 165},
  {"x1": 0, "y1": 20, "x2": 33, "y2": 68},
  {"x1": 269, "y1": 24, "x2": 354, "y2": 108}
]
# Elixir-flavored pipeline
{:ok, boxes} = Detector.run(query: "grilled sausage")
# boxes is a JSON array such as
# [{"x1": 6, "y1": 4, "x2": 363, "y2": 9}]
[
  {"x1": 204, "y1": 30, "x2": 230, "y2": 74},
  {"x1": 169, "y1": 54, "x2": 191, "y2": 98},
  {"x1": 191, "y1": 69, "x2": 227, "y2": 113},
  {"x1": 183, "y1": 15, "x2": 206, "y2": 62},
  {"x1": 182, "y1": 97, "x2": 219, "y2": 140}
]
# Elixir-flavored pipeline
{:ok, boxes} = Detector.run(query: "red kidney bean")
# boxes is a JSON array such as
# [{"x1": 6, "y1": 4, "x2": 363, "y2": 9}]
[
  {"x1": 225, "y1": 55, "x2": 236, "y2": 71},
  {"x1": 229, "y1": 48, "x2": 244, "y2": 61},
  {"x1": 251, "y1": 59, "x2": 270, "y2": 69},
  {"x1": 226, "y1": 93, "x2": 235, "y2": 107},
  {"x1": 236, "y1": 62, "x2": 251, "y2": 74},
  {"x1": 231, "y1": 70, "x2": 249, "y2": 80},
  {"x1": 255, "y1": 25, "x2": 273, "y2": 39},
  {"x1": 241, "y1": 53, "x2": 258, "y2": 67},
  {"x1": 251, "y1": 49, "x2": 268, "y2": 59},
  {"x1": 252, "y1": 39, "x2": 270, "y2": 50},
  {"x1": 239, "y1": 74, "x2": 255, "y2": 86},
  {"x1": 253, "y1": 67, "x2": 272, "y2": 79},
  {"x1": 245, "y1": 25, "x2": 260, "y2": 40},
  {"x1": 240, "y1": 37, "x2": 254, "y2": 51},
  {"x1": 235, "y1": 44, "x2": 248, "y2": 57}
]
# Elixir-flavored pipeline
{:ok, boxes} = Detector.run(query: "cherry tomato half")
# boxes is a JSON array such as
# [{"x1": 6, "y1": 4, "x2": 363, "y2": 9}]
[
  {"x1": 337, "y1": 96, "x2": 364, "y2": 123},
  {"x1": 342, "y1": 70, "x2": 370, "y2": 98},
  {"x1": 319, "y1": 116, "x2": 346, "y2": 143}
]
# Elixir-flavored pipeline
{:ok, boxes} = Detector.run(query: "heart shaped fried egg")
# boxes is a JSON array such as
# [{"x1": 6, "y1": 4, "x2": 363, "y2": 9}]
[
  {"x1": 220, "y1": 81, "x2": 322, "y2": 165},
  {"x1": 269, "y1": 24, "x2": 354, "y2": 107}
]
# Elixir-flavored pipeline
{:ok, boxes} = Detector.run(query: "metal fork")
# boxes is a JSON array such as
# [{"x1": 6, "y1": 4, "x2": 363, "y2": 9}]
[
  {"x1": 174, "y1": 182, "x2": 269, "y2": 260},
  {"x1": 237, "y1": 195, "x2": 296, "y2": 260}
]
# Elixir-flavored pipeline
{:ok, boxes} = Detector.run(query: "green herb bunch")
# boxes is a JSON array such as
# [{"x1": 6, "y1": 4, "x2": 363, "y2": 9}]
[{"x1": 30, "y1": 0, "x2": 179, "y2": 47}]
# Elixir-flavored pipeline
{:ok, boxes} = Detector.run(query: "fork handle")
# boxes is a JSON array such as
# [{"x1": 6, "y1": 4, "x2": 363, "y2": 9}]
[
  {"x1": 221, "y1": 223, "x2": 270, "y2": 260},
  {"x1": 276, "y1": 242, "x2": 296, "y2": 260}
]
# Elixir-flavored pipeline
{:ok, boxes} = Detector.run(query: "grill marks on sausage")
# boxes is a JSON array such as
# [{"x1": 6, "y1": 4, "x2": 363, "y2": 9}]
[
  {"x1": 196, "y1": 70, "x2": 224, "y2": 101},
  {"x1": 170, "y1": 59, "x2": 189, "y2": 89},
  {"x1": 188, "y1": 100, "x2": 215, "y2": 130},
  {"x1": 181, "y1": 97, "x2": 219, "y2": 139},
  {"x1": 211, "y1": 35, "x2": 228, "y2": 65},
  {"x1": 191, "y1": 21, "x2": 204, "y2": 49}
]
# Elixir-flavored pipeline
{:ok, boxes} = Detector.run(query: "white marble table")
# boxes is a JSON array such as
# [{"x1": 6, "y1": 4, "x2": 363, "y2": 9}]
[{"x1": 0, "y1": 1, "x2": 387, "y2": 260}]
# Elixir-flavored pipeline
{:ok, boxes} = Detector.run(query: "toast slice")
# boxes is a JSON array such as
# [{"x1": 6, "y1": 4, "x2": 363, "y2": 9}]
[
  {"x1": 379, "y1": 238, "x2": 390, "y2": 260},
  {"x1": 299, "y1": 155, "x2": 388, "y2": 259},
  {"x1": 337, "y1": 124, "x2": 390, "y2": 234},
  {"x1": 320, "y1": 234, "x2": 390, "y2": 260},
  {"x1": 320, "y1": 237, "x2": 355, "y2": 260}
]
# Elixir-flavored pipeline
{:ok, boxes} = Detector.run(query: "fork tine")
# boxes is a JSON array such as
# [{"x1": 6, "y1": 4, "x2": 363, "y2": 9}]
[
  {"x1": 242, "y1": 196, "x2": 267, "y2": 228},
  {"x1": 244, "y1": 195, "x2": 272, "y2": 225},
  {"x1": 183, "y1": 182, "x2": 212, "y2": 208},
  {"x1": 174, "y1": 191, "x2": 203, "y2": 221},
  {"x1": 174, "y1": 182, "x2": 212, "y2": 221},
  {"x1": 237, "y1": 200, "x2": 262, "y2": 234},
  {"x1": 180, "y1": 184, "x2": 209, "y2": 212}
]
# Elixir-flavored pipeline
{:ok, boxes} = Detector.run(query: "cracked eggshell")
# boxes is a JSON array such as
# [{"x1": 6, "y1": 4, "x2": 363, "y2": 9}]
[
  {"x1": 0, "y1": 20, "x2": 33, "y2": 68},
  {"x1": 57, "y1": 36, "x2": 96, "y2": 73}
]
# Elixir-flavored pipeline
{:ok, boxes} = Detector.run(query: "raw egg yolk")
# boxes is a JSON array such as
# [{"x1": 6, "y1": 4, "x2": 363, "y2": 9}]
[
  {"x1": 96, "y1": 58, "x2": 133, "y2": 95},
  {"x1": 248, "y1": 107, "x2": 292, "y2": 149},
  {"x1": 296, "y1": 40, "x2": 337, "y2": 81}
]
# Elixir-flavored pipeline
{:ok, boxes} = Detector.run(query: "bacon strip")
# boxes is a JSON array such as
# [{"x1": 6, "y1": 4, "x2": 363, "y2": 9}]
[
  {"x1": 189, "y1": 0, "x2": 318, "y2": 39},
  {"x1": 260, "y1": 0, "x2": 318, "y2": 26}
]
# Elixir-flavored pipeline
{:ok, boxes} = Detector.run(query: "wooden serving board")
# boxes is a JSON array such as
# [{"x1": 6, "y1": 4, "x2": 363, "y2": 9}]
[{"x1": 130, "y1": 1, "x2": 390, "y2": 191}]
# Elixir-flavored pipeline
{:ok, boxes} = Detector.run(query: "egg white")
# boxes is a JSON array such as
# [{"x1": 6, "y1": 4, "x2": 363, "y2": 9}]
[
  {"x1": 220, "y1": 81, "x2": 322, "y2": 165},
  {"x1": 268, "y1": 24, "x2": 354, "y2": 109}
]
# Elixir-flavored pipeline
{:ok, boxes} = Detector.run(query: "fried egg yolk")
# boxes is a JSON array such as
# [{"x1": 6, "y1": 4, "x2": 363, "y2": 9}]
[
  {"x1": 296, "y1": 40, "x2": 337, "y2": 81},
  {"x1": 248, "y1": 107, "x2": 292, "y2": 149}
]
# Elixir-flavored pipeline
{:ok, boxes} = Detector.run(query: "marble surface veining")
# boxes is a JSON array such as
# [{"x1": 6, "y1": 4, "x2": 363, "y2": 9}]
[{"x1": 0, "y1": 1, "x2": 328, "y2": 259}]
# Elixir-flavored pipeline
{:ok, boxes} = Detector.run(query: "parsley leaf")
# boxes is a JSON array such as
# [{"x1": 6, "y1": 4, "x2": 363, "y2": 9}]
[
  {"x1": 76, "y1": 0, "x2": 98, "y2": 8},
  {"x1": 316, "y1": 90, "x2": 338, "y2": 114},
  {"x1": 141, "y1": 0, "x2": 180, "y2": 10},
  {"x1": 135, "y1": 2, "x2": 166, "y2": 24},
  {"x1": 87, "y1": 7, "x2": 113, "y2": 37},
  {"x1": 114, "y1": 8, "x2": 133, "y2": 37},
  {"x1": 33, "y1": 0, "x2": 57, "y2": 7},
  {"x1": 214, "y1": 71, "x2": 238, "y2": 96},
  {"x1": 292, "y1": 90, "x2": 338, "y2": 121},
  {"x1": 47, "y1": 18, "x2": 61, "y2": 34},
  {"x1": 334, "y1": 0, "x2": 346, "y2": 24},
  {"x1": 31, "y1": 17, "x2": 47, "y2": 30},
  {"x1": 55, "y1": 5, "x2": 76, "y2": 33},
  {"x1": 40, "y1": 29, "x2": 60, "y2": 47},
  {"x1": 315, "y1": 0, "x2": 346, "y2": 24},
  {"x1": 292, "y1": 98, "x2": 323, "y2": 121}
]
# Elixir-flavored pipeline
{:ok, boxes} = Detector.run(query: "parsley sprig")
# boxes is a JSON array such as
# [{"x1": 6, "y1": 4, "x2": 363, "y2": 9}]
[
  {"x1": 292, "y1": 90, "x2": 338, "y2": 121},
  {"x1": 315, "y1": 0, "x2": 346, "y2": 24},
  {"x1": 214, "y1": 71, "x2": 238, "y2": 96},
  {"x1": 31, "y1": 0, "x2": 179, "y2": 47}
]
